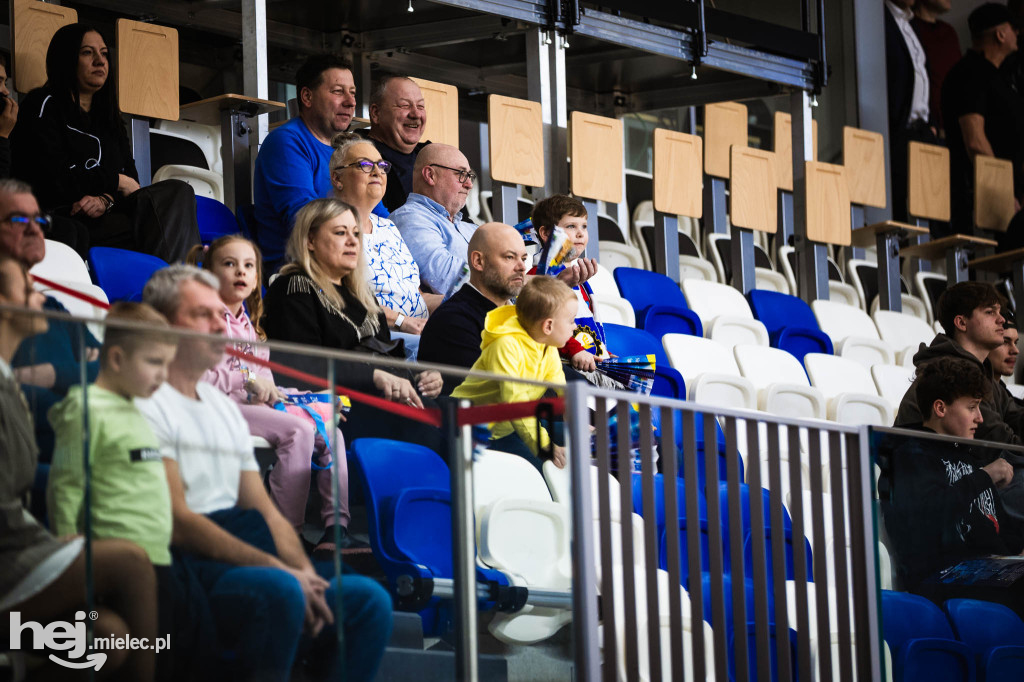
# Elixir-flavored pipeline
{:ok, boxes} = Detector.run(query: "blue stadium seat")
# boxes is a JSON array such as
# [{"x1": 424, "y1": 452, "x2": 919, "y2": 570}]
[
  {"x1": 747, "y1": 289, "x2": 833, "y2": 365},
  {"x1": 881, "y1": 590, "x2": 975, "y2": 682},
  {"x1": 196, "y1": 196, "x2": 240, "y2": 244},
  {"x1": 350, "y1": 438, "x2": 509, "y2": 633},
  {"x1": 613, "y1": 267, "x2": 702, "y2": 336},
  {"x1": 944, "y1": 598, "x2": 1024, "y2": 682},
  {"x1": 89, "y1": 247, "x2": 168, "y2": 302},
  {"x1": 603, "y1": 323, "x2": 671, "y2": 371}
]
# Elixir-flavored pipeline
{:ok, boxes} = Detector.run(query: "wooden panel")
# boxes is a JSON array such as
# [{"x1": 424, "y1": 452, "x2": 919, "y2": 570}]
[
  {"x1": 908, "y1": 141, "x2": 950, "y2": 222},
  {"x1": 805, "y1": 161, "x2": 851, "y2": 246},
  {"x1": 901, "y1": 234, "x2": 996, "y2": 260},
  {"x1": 409, "y1": 77, "x2": 458, "y2": 148},
  {"x1": 842, "y1": 126, "x2": 887, "y2": 208},
  {"x1": 849, "y1": 220, "x2": 928, "y2": 248},
  {"x1": 970, "y1": 247, "x2": 1024, "y2": 272},
  {"x1": 974, "y1": 156, "x2": 1015, "y2": 232},
  {"x1": 653, "y1": 128, "x2": 702, "y2": 218},
  {"x1": 179, "y1": 94, "x2": 285, "y2": 125},
  {"x1": 117, "y1": 19, "x2": 178, "y2": 121},
  {"x1": 488, "y1": 94, "x2": 544, "y2": 188},
  {"x1": 729, "y1": 146, "x2": 777, "y2": 233},
  {"x1": 569, "y1": 111, "x2": 623, "y2": 203},
  {"x1": 12, "y1": 0, "x2": 77, "y2": 94},
  {"x1": 704, "y1": 102, "x2": 748, "y2": 179},
  {"x1": 772, "y1": 111, "x2": 818, "y2": 192}
]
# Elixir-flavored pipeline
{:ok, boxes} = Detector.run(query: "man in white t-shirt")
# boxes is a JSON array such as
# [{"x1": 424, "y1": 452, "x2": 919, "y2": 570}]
[{"x1": 137, "y1": 264, "x2": 391, "y2": 682}]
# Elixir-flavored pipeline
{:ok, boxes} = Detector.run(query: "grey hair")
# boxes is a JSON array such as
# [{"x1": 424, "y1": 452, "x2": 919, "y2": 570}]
[
  {"x1": 142, "y1": 264, "x2": 220, "y2": 319},
  {"x1": 0, "y1": 178, "x2": 33, "y2": 196},
  {"x1": 328, "y1": 131, "x2": 370, "y2": 174},
  {"x1": 368, "y1": 74, "x2": 412, "y2": 110}
]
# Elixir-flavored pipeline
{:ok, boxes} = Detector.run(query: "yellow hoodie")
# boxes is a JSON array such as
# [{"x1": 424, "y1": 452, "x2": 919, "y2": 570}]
[{"x1": 452, "y1": 305, "x2": 565, "y2": 454}]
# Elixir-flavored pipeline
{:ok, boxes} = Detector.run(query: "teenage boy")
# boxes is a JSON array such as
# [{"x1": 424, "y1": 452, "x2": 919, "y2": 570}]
[
  {"x1": 989, "y1": 316, "x2": 1022, "y2": 406},
  {"x1": 452, "y1": 275, "x2": 576, "y2": 471},
  {"x1": 880, "y1": 357, "x2": 1024, "y2": 604}
]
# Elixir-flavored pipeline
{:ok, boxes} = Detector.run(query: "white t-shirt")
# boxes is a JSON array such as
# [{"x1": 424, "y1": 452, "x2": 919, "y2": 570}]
[{"x1": 136, "y1": 382, "x2": 259, "y2": 515}]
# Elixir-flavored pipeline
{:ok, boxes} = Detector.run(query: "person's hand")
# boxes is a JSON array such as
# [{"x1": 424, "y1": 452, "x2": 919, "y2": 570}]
[
  {"x1": 571, "y1": 350, "x2": 597, "y2": 372},
  {"x1": 556, "y1": 258, "x2": 598, "y2": 288},
  {"x1": 70, "y1": 195, "x2": 106, "y2": 218},
  {"x1": 13, "y1": 363, "x2": 56, "y2": 390},
  {"x1": 283, "y1": 566, "x2": 333, "y2": 637},
  {"x1": 0, "y1": 96, "x2": 18, "y2": 138},
  {"x1": 550, "y1": 444, "x2": 567, "y2": 469},
  {"x1": 246, "y1": 376, "x2": 286, "y2": 405},
  {"x1": 373, "y1": 370, "x2": 424, "y2": 408},
  {"x1": 983, "y1": 458, "x2": 1014, "y2": 489},
  {"x1": 117, "y1": 174, "x2": 140, "y2": 196},
  {"x1": 416, "y1": 370, "x2": 443, "y2": 398},
  {"x1": 397, "y1": 315, "x2": 425, "y2": 335}
]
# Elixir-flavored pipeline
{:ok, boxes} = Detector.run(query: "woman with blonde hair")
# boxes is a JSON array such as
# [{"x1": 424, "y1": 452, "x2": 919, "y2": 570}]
[{"x1": 263, "y1": 198, "x2": 443, "y2": 448}]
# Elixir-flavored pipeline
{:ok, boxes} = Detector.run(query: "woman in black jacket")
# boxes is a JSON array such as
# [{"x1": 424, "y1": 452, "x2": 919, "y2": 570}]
[{"x1": 10, "y1": 24, "x2": 199, "y2": 262}]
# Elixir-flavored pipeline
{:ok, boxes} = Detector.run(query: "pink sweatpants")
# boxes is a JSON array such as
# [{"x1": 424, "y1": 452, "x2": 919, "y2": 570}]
[{"x1": 237, "y1": 403, "x2": 350, "y2": 531}]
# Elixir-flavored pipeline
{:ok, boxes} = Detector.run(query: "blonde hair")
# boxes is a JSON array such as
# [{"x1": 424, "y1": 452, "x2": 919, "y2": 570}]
[
  {"x1": 280, "y1": 198, "x2": 379, "y2": 313},
  {"x1": 100, "y1": 302, "x2": 173, "y2": 368},
  {"x1": 515, "y1": 275, "x2": 575, "y2": 329},
  {"x1": 186, "y1": 235, "x2": 266, "y2": 340}
]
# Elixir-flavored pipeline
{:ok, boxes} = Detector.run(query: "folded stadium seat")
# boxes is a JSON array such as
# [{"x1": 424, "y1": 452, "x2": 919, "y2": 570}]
[
  {"x1": 811, "y1": 300, "x2": 897, "y2": 368},
  {"x1": 747, "y1": 289, "x2": 834, "y2": 364},
  {"x1": 943, "y1": 598, "x2": 1024, "y2": 682},
  {"x1": 31, "y1": 239, "x2": 91, "y2": 284},
  {"x1": 150, "y1": 128, "x2": 210, "y2": 172},
  {"x1": 868, "y1": 364, "x2": 917, "y2": 411},
  {"x1": 593, "y1": 296, "x2": 636, "y2": 327},
  {"x1": 804, "y1": 353, "x2": 894, "y2": 426},
  {"x1": 586, "y1": 263, "x2": 620, "y2": 299},
  {"x1": 631, "y1": 198, "x2": 654, "y2": 228},
  {"x1": 483, "y1": 193, "x2": 534, "y2": 225},
  {"x1": 350, "y1": 439, "x2": 509, "y2": 635},
  {"x1": 152, "y1": 164, "x2": 225, "y2": 203},
  {"x1": 472, "y1": 449, "x2": 572, "y2": 644},
  {"x1": 662, "y1": 333, "x2": 756, "y2": 409},
  {"x1": 636, "y1": 222, "x2": 719, "y2": 283},
  {"x1": 733, "y1": 345, "x2": 826, "y2": 420},
  {"x1": 779, "y1": 246, "x2": 861, "y2": 309},
  {"x1": 880, "y1": 590, "x2": 975, "y2": 682},
  {"x1": 599, "y1": 242, "x2": 647, "y2": 271},
  {"x1": 847, "y1": 257, "x2": 931, "y2": 324},
  {"x1": 872, "y1": 310, "x2": 935, "y2": 367},
  {"x1": 915, "y1": 271, "x2": 948, "y2": 326},
  {"x1": 602, "y1": 323, "x2": 686, "y2": 399},
  {"x1": 681, "y1": 280, "x2": 770, "y2": 347},
  {"x1": 196, "y1": 196, "x2": 240, "y2": 244},
  {"x1": 613, "y1": 267, "x2": 703, "y2": 336},
  {"x1": 156, "y1": 118, "x2": 223, "y2": 174},
  {"x1": 32, "y1": 278, "x2": 109, "y2": 342},
  {"x1": 1009, "y1": 384, "x2": 1024, "y2": 401},
  {"x1": 89, "y1": 247, "x2": 169, "y2": 303},
  {"x1": 597, "y1": 213, "x2": 627, "y2": 243},
  {"x1": 706, "y1": 233, "x2": 790, "y2": 293}
]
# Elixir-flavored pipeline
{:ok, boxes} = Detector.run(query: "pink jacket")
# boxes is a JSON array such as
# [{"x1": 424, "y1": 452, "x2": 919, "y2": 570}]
[{"x1": 202, "y1": 304, "x2": 274, "y2": 404}]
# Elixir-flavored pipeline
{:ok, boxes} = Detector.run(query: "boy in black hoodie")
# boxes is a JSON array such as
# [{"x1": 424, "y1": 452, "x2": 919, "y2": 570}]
[{"x1": 880, "y1": 357, "x2": 1024, "y2": 610}]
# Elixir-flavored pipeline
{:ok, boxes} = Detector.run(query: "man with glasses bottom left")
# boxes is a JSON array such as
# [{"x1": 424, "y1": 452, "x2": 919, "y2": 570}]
[{"x1": 0, "y1": 178, "x2": 101, "y2": 469}]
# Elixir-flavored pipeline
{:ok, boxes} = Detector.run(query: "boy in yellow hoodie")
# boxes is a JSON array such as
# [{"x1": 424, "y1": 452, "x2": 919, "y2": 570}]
[{"x1": 453, "y1": 275, "x2": 577, "y2": 471}]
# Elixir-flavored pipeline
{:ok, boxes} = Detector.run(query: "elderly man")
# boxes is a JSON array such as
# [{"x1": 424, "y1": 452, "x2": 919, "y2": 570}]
[
  {"x1": 357, "y1": 75, "x2": 429, "y2": 211},
  {"x1": 253, "y1": 54, "x2": 362, "y2": 271},
  {"x1": 390, "y1": 143, "x2": 479, "y2": 297},
  {"x1": 0, "y1": 179, "x2": 100, "y2": 462},
  {"x1": 137, "y1": 264, "x2": 392, "y2": 682}
]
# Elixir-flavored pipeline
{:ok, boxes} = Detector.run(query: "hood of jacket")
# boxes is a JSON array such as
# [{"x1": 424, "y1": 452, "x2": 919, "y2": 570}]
[{"x1": 480, "y1": 305, "x2": 540, "y2": 352}]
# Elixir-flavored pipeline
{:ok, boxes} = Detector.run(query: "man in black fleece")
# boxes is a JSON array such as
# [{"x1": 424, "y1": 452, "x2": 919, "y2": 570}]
[
  {"x1": 896, "y1": 281, "x2": 1024, "y2": 519},
  {"x1": 880, "y1": 357, "x2": 1024, "y2": 605}
]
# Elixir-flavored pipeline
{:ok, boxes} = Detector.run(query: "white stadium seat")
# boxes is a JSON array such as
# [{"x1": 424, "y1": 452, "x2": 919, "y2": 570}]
[
  {"x1": 871, "y1": 310, "x2": 935, "y2": 366},
  {"x1": 682, "y1": 279, "x2": 770, "y2": 348},
  {"x1": 812, "y1": 300, "x2": 896, "y2": 368},
  {"x1": 805, "y1": 353, "x2": 895, "y2": 426}
]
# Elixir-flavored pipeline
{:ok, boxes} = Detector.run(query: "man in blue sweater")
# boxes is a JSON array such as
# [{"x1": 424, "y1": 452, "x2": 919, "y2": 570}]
[{"x1": 253, "y1": 54, "x2": 357, "y2": 272}]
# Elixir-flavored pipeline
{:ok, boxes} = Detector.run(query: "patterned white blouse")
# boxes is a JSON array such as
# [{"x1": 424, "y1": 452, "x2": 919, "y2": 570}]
[{"x1": 362, "y1": 212, "x2": 429, "y2": 319}]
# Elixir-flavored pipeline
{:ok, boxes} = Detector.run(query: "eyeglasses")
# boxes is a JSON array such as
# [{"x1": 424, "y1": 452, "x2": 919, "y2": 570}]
[
  {"x1": 429, "y1": 164, "x2": 477, "y2": 184},
  {"x1": 1, "y1": 214, "x2": 51, "y2": 233},
  {"x1": 336, "y1": 160, "x2": 392, "y2": 174}
]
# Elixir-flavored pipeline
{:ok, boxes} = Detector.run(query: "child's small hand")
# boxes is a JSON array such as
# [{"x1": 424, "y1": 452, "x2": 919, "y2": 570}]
[
  {"x1": 247, "y1": 376, "x2": 285, "y2": 405},
  {"x1": 550, "y1": 445, "x2": 566, "y2": 469},
  {"x1": 571, "y1": 350, "x2": 597, "y2": 372}
]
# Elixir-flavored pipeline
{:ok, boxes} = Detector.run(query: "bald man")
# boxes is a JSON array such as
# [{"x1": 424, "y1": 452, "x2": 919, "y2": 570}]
[
  {"x1": 391, "y1": 143, "x2": 480, "y2": 298},
  {"x1": 418, "y1": 222, "x2": 528, "y2": 393}
]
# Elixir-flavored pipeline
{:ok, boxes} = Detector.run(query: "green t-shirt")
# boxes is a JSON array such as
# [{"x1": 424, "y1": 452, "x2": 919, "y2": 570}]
[{"x1": 47, "y1": 384, "x2": 172, "y2": 565}]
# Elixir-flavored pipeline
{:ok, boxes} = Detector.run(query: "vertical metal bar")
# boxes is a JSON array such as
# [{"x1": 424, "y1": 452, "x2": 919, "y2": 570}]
[
  {"x1": 447, "y1": 398, "x2": 478, "y2": 682},
  {"x1": 659, "y1": 406, "x2": 685, "y2": 681},
  {"x1": 492, "y1": 182, "x2": 520, "y2": 226},
  {"x1": 681, "y1": 410, "x2": 706, "y2": 681},
  {"x1": 779, "y1": 191, "x2": 794, "y2": 249},
  {"x1": 242, "y1": 0, "x2": 270, "y2": 149},
  {"x1": 828, "y1": 432, "x2": 854, "y2": 682},
  {"x1": 723, "y1": 417, "x2": 749, "y2": 682},
  {"x1": 595, "y1": 399, "x2": 617, "y2": 682},
  {"x1": 807, "y1": 428, "x2": 833, "y2": 682},
  {"x1": 616, "y1": 400, "x2": 639, "y2": 679},
  {"x1": 791, "y1": 89, "x2": 828, "y2": 304},
  {"x1": 78, "y1": 323, "x2": 95, "y2": 664},
  {"x1": 526, "y1": 27, "x2": 567, "y2": 197},
  {"x1": 638, "y1": 405, "x2": 661, "y2": 682},
  {"x1": 705, "y1": 177, "x2": 729, "y2": 235},
  {"x1": 731, "y1": 226, "x2": 756, "y2": 294},
  {"x1": 853, "y1": 0, "x2": 892, "y2": 225},
  {"x1": 948, "y1": 247, "x2": 969, "y2": 284},
  {"x1": 767, "y1": 424, "x2": 793, "y2": 681},
  {"x1": 847, "y1": 429, "x2": 882, "y2": 681},
  {"x1": 567, "y1": 383, "x2": 601, "y2": 682},
  {"x1": 129, "y1": 117, "x2": 152, "y2": 187},
  {"x1": 816, "y1": 0, "x2": 829, "y2": 89},
  {"x1": 876, "y1": 230, "x2": 903, "y2": 312},
  {"x1": 746, "y1": 420, "x2": 772, "y2": 681},
  {"x1": 851, "y1": 205, "x2": 867, "y2": 261},
  {"x1": 788, "y1": 426, "x2": 813, "y2": 682},
  {"x1": 654, "y1": 212, "x2": 681, "y2": 283},
  {"x1": 326, "y1": 359, "x2": 345, "y2": 679},
  {"x1": 702, "y1": 415, "x2": 730, "y2": 682},
  {"x1": 1013, "y1": 260, "x2": 1024, "y2": 333},
  {"x1": 582, "y1": 199, "x2": 601, "y2": 262}
]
